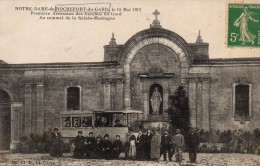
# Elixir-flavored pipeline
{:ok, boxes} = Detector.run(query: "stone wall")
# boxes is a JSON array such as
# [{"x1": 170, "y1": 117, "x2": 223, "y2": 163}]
[
  {"x1": 0, "y1": 63, "x2": 125, "y2": 140},
  {"x1": 208, "y1": 65, "x2": 260, "y2": 131},
  {"x1": 42, "y1": 68, "x2": 105, "y2": 131},
  {"x1": 189, "y1": 64, "x2": 260, "y2": 131},
  {"x1": 1, "y1": 60, "x2": 260, "y2": 141}
]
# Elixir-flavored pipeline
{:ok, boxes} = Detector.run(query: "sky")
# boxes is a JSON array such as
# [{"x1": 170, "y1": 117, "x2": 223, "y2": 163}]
[{"x1": 0, "y1": 0, "x2": 259, "y2": 64}]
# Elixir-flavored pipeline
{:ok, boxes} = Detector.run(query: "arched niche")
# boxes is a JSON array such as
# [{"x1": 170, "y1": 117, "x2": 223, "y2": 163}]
[
  {"x1": 149, "y1": 84, "x2": 163, "y2": 115},
  {"x1": 121, "y1": 28, "x2": 193, "y2": 110}
]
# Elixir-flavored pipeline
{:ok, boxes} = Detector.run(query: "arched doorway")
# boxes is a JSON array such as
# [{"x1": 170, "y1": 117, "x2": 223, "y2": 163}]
[
  {"x1": 149, "y1": 84, "x2": 163, "y2": 115},
  {"x1": 0, "y1": 89, "x2": 11, "y2": 150}
]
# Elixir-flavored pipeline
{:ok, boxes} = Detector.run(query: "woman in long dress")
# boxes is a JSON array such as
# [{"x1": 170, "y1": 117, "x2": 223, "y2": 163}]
[
  {"x1": 234, "y1": 7, "x2": 259, "y2": 44},
  {"x1": 128, "y1": 132, "x2": 137, "y2": 159}
]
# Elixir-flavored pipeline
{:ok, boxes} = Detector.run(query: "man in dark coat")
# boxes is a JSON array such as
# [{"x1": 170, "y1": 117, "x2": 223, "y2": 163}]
[
  {"x1": 94, "y1": 116, "x2": 102, "y2": 127},
  {"x1": 160, "y1": 130, "x2": 173, "y2": 161},
  {"x1": 136, "y1": 130, "x2": 146, "y2": 160},
  {"x1": 186, "y1": 128, "x2": 200, "y2": 163},
  {"x1": 50, "y1": 128, "x2": 63, "y2": 157},
  {"x1": 112, "y1": 135, "x2": 123, "y2": 159},
  {"x1": 86, "y1": 132, "x2": 96, "y2": 158},
  {"x1": 102, "y1": 134, "x2": 113, "y2": 159},
  {"x1": 144, "y1": 129, "x2": 153, "y2": 160},
  {"x1": 73, "y1": 131, "x2": 86, "y2": 158},
  {"x1": 94, "y1": 135, "x2": 103, "y2": 159}
]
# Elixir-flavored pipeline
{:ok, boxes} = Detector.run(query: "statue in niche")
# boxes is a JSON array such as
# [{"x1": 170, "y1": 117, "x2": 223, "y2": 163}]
[{"x1": 150, "y1": 87, "x2": 162, "y2": 115}]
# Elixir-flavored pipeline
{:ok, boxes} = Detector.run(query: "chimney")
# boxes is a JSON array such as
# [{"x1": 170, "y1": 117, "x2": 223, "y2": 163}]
[{"x1": 188, "y1": 30, "x2": 209, "y2": 61}]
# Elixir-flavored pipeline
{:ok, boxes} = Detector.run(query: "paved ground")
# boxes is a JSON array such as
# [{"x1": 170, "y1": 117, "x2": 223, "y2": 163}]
[{"x1": 0, "y1": 153, "x2": 259, "y2": 166}]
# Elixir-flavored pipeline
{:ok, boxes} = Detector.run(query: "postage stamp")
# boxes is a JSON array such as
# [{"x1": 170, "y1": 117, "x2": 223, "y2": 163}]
[{"x1": 227, "y1": 3, "x2": 260, "y2": 47}]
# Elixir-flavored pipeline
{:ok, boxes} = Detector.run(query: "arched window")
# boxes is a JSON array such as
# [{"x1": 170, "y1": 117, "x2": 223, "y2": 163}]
[{"x1": 67, "y1": 87, "x2": 80, "y2": 110}]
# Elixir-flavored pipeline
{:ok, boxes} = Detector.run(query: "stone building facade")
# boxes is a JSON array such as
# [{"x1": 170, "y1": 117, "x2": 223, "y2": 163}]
[{"x1": 0, "y1": 14, "x2": 260, "y2": 150}]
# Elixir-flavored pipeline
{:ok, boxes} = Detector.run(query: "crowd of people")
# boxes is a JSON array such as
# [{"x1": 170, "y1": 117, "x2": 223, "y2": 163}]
[
  {"x1": 17, "y1": 126, "x2": 260, "y2": 160},
  {"x1": 73, "y1": 131, "x2": 123, "y2": 159},
  {"x1": 48, "y1": 128, "x2": 200, "y2": 163}
]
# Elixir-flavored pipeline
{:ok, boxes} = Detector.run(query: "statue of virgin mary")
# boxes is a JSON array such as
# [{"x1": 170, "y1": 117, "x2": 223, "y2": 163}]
[{"x1": 150, "y1": 87, "x2": 162, "y2": 115}]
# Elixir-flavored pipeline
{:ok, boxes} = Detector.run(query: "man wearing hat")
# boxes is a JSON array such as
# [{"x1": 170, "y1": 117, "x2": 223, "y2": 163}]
[
  {"x1": 161, "y1": 130, "x2": 173, "y2": 161},
  {"x1": 113, "y1": 119, "x2": 124, "y2": 127},
  {"x1": 86, "y1": 132, "x2": 96, "y2": 158},
  {"x1": 50, "y1": 128, "x2": 64, "y2": 157},
  {"x1": 102, "y1": 134, "x2": 113, "y2": 159},
  {"x1": 172, "y1": 129, "x2": 184, "y2": 162},
  {"x1": 73, "y1": 131, "x2": 86, "y2": 158}
]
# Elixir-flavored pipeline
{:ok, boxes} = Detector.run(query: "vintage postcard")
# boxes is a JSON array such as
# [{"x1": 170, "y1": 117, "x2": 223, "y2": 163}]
[{"x1": 0, "y1": 0, "x2": 260, "y2": 165}]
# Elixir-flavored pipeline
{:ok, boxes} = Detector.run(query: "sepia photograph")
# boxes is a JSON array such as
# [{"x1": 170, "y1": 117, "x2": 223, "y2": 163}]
[{"x1": 0, "y1": 0, "x2": 260, "y2": 165}]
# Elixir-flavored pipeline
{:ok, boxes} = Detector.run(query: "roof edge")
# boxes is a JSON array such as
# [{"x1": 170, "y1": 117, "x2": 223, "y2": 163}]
[
  {"x1": 0, "y1": 61, "x2": 119, "y2": 69},
  {"x1": 193, "y1": 57, "x2": 260, "y2": 65}
]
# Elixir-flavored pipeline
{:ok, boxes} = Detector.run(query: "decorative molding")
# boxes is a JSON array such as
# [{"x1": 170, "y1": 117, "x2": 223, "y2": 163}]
[
  {"x1": 22, "y1": 77, "x2": 44, "y2": 85},
  {"x1": 142, "y1": 80, "x2": 168, "y2": 93},
  {"x1": 11, "y1": 102, "x2": 23, "y2": 108},
  {"x1": 121, "y1": 28, "x2": 194, "y2": 66},
  {"x1": 187, "y1": 77, "x2": 211, "y2": 83},
  {"x1": 101, "y1": 78, "x2": 124, "y2": 84},
  {"x1": 233, "y1": 77, "x2": 253, "y2": 85},
  {"x1": 138, "y1": 73, "x2": 174, "y2": 79},
  {"x1": 148, "y1": 67, "x2": 164, "y2": 77},
  {"x1": 60, "y1": 109, "x2": 94, "y2": 115}
]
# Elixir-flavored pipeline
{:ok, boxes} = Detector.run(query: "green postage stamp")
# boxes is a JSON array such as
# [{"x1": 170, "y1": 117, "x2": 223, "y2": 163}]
[{"x1": 228, "y1": 3, "x2": 260, "y2": 47}]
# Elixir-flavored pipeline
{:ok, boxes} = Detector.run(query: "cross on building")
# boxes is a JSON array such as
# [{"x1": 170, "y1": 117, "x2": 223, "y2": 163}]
[
  {"x1": 153, "y1": 10, "x2": 160, "y2": 20},
  {"x1": 150, "y1": 9, "x2": 162, "y2": 29}
]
